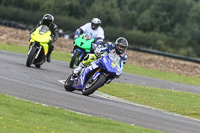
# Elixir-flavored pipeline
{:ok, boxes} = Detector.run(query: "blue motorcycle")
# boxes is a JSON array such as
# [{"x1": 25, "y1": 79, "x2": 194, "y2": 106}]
[{"x1": 64, "y1": 51, "x2": 122, "y2": 96}]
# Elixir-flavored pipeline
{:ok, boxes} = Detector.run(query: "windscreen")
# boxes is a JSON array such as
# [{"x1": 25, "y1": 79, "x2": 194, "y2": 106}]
[
  {"x1": 108, "y1": 51, "x2": 121, "y2": 67},
  {"x1": 39, "y1": 25, "x2": 50, "y2": 35}
]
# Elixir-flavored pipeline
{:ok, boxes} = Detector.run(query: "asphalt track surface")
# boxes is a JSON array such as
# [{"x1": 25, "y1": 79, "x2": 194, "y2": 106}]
[{"x1": 0, "y1": 50, "x2": 200, "y2": 133}]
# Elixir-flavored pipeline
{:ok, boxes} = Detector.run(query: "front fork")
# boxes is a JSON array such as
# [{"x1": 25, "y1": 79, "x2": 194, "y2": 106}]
[
  {"x1": 27, "y1": 46, "x2": 33, "y2": 55},
  {"x1": 35, "y1": 46, "x2": 42, "y2": 59},
  {"x1": 90, "y1": 68, "x2": 109, "y2": 83},
  {"x1": 27, "y1": 44, "x2": 42, "y2": 59}
]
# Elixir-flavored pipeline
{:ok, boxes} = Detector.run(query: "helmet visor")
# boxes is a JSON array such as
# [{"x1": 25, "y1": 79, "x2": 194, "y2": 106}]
[
  {"x1": 43, "y1": 19, "x2": 51, "y2": 26},
  {"x1": 92, "y1": 23, "x2": 99, "y2": 29},
  {"x1": 117, "y1": 44, "x2": 126, "y2": 51}
]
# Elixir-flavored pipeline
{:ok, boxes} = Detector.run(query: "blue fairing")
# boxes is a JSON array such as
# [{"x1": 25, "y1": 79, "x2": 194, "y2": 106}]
[
  {"x1": 100, "y1": 56, "x2": 121, "y2": 76},
  {"x1": 72, "y1": 52, "x2": 122, "y2": 90}
]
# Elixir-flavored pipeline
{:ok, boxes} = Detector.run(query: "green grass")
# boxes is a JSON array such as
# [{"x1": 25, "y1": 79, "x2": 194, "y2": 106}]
[
  {"x1": 124, "y1": 64, "x2": 200, "y2": 86},
  {"x1": 0, "y1": 93, "x2": 161, "y2": 133},
  {"x1": 1, "y1": 43, "x2": 200, "y2": 86},
  {"x1": 99, "y1": 83, "x2": 200, "y2": 120}
]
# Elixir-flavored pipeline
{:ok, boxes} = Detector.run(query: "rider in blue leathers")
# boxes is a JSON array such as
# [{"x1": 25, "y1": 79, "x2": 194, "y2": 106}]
[{"x1": 71, "y1": 37, "x2": 128, "y2": 83}]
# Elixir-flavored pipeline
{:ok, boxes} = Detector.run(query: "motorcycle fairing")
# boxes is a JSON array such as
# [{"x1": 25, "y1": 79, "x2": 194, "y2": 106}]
[
  {"x1": 30, "y1": 25, "x2": 51, "y2": 55},
  {"x1": 74, "y1": 34, "x2": 94, "y2": 52},
  {"x1": 72, "y1": 60, "x2": 101, "y2": 90},
  {"x1": 72, "y1": 53, "x2": 122, "y2": 90}
]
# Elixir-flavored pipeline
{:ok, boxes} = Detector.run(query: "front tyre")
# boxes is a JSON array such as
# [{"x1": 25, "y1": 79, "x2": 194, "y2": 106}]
[
  {"x1": 82, "y1": 74, "x2": 106, "y2": 96},
  {"x1": 35, "y1": 64, "x2": 41, "y2": 68},
  {"x1": 64, "y1": 74, "x2": 76, "y2": 92},
  {"x1": 70, "y1": 50, "x2": 81, "y2": 68},
  {"x1": 26, "y1": 46, "x2": 37, "y2": 67}
]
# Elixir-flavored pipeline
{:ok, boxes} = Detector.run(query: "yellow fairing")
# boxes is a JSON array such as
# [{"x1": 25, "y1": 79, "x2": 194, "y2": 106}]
[
  {"x1": 41, "y1": 43, "x2": 49, "y2": 55},
  {"x1": 30, "y1": 26, "x2": 51, "y2": 55},
  {"x1": 31, "y1": 27, "x2": 51, "y2": 43},
  {"x1": 82, "y1": 54, "x2": 97, "y2": 66}
]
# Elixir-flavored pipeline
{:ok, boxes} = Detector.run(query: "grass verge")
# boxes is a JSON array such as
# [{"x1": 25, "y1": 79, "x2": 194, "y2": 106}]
[
  {"x1": 0, "y1": 93, "x2": 161, "y2": 133},
  {"x1": 0, "y1": 43, "x2": 200, "y2": 86},
  {"x1": 99, "y1": 83, "x2": 200, "y2": 120}
]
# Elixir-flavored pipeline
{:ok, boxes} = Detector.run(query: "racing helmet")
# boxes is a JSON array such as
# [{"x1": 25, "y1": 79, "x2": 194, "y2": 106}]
[
  {"x1": 42, "y1": 14, "x2": 54, "y2": 27},
  {"x1": 91, "y1": 18, "x2": 101, "y2": 30},
  {"x1": 115, "y1": 37, "x2": 128, "y2": 54}
]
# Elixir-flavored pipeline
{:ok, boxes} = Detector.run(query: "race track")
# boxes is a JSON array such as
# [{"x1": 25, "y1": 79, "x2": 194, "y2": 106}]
[{"x1": 0, "y1": 50, "x2": 200, "y2": 133}]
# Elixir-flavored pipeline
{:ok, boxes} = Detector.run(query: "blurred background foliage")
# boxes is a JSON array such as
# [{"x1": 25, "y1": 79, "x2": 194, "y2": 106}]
[{"x1": 1, "y1": 0, "x2": 200, "y2": 57}]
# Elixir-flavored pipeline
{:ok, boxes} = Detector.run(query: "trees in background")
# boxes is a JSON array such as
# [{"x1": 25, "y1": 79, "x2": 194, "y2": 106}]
[{"x1": 0, "y1": 0, "x2": 200, "y2": 57}]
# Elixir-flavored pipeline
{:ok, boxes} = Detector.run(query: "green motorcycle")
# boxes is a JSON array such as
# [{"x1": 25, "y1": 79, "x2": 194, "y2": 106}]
[{"x1": 70, "y1": 33, "x2": 94, "y2": 68}]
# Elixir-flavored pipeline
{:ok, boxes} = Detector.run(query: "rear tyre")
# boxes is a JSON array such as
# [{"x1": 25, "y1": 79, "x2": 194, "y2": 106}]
[
  {"x1": 26, "y1": 46, "x2": 37, "y2": 67},
  {"x1": 70, "y1": 51, "x2": 80, "y2": 68},
  {"x1": 82, "y1": 74, "x2": 106, "y2": 96},
  {"x1": 64, "y1": 74, "x2": 76, "y2": 92}
]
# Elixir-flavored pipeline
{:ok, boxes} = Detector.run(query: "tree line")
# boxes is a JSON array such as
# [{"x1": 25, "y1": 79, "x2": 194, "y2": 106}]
[{"x1": 0, "y1": 0, "x2": 200, "y2": 57}]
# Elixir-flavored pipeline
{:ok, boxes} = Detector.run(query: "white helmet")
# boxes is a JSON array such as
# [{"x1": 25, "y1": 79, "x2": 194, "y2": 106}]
[{"x1": 91, "y1": 18, "x2": 101, "y2": 30}]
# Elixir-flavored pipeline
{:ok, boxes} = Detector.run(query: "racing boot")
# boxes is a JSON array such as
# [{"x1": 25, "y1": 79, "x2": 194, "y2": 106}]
[
  {"x1": 70, "y1": 63, "x2": 85, "y2": 81},
  {"x1": 47, "y1": 44, "x2": 54, "y2": 63},
  {"x1": 73, "y1": 62, "x2": 86, "y2": 76},
  {"x1": 47, "y1": 52, "x2": 51, "y2": 62}
]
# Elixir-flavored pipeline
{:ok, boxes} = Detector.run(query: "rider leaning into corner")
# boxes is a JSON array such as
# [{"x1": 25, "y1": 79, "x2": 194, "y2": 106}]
[
  {"x1": 73, "y1": 18, "x2": 105, "y2": 52},
  {"x1": 30, "y1": 14, "x2": 59, "y2": 63},
  {"x1": 71, "y1": 37, "x2": 128, "y2": 84}
]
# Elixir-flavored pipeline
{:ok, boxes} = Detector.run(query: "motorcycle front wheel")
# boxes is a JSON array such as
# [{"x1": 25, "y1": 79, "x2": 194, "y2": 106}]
[
  {"x1": 64, "y1": 74, "x2": 76, "y2": 92},
  {"x1": 69, "y1": 50, "x2": 81, "y2": 68},
  {"x1": 82, "y1": 74, "x2": 106, "y2": 96},
  {"x1": 26, "y1": 46, "x2": 37, "y2": 67}
]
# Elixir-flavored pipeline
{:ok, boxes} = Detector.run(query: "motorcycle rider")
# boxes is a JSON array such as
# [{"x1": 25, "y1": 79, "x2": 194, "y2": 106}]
[
  {"x1": 30, "y1": 14, "x2": 59, "y2": 62},
  {"x1": 73, "y1": 18, "x2": 105, "y2": 52},
  {"x1": 71, "y1": 37, "x2": 128, "y2": 83}
]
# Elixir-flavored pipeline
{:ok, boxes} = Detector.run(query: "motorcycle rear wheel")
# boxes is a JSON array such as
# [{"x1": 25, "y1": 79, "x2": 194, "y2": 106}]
[{"x1": 82, "y1": 74, "x2": 106, "y2": 96}]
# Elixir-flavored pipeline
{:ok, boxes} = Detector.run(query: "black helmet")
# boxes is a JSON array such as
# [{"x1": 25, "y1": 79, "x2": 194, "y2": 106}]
[
  {"x1": 115, "y1": 37, "x2": 128, "y2": 54},
  {"x1": 42, "y1": 14, "x2": 54, "y2": 27},
  {"x1": 91, "y1": 18, "x2": 101, "y2": 30}
]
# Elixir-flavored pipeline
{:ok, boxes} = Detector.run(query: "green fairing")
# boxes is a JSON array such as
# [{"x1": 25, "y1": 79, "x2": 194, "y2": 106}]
[{"x1": 74, "y1": 34, "x2": 94, "y2": 52}]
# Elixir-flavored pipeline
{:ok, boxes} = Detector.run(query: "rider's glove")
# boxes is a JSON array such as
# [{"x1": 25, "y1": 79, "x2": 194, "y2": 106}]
[
  {"x1": 95, "y1": 52, "x2": 101, "y2": 58},
  {"x1": 94, "y1": 45, "x2": 107, "y2": 58},
  {"x1": 92, "y1": 43, "x2": 97, "y2": 50},
  {"x1": 74, "y1": 35, "x2": 79, "y2": 40},
  {"x1": 49, "y1": 38, "x2": 54, "y2": 44},
  {"x1": 94, "y1": 46, "x2": 102, "y2": 58}
]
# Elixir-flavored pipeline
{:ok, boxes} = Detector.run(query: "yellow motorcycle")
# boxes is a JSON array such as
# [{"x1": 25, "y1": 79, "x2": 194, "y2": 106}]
[{"x1": 26, "y1": 25, "x2": 52, "y2": 68}]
